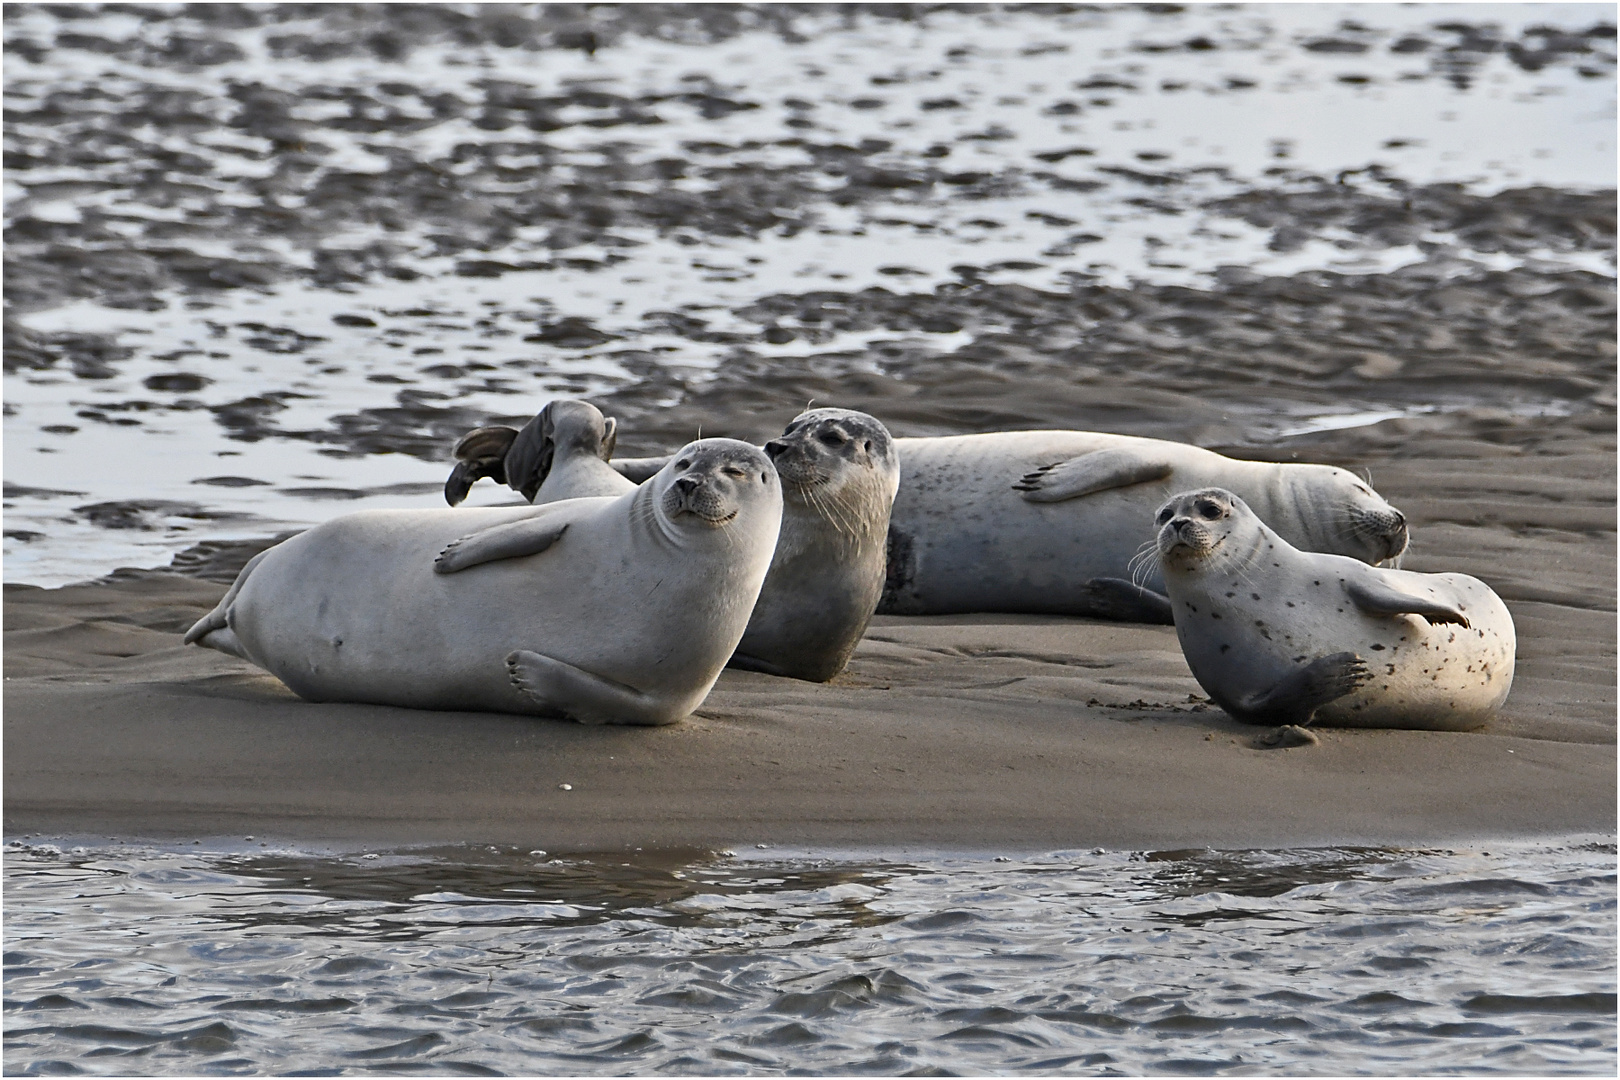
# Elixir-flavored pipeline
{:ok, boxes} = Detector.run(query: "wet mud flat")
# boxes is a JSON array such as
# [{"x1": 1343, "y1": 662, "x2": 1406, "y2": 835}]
[{"x1": 3, "y1": 4, "x2": 1615, "y2": 848}]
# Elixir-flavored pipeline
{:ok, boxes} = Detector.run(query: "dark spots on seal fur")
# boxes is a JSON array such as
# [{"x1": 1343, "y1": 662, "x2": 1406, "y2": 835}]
[
  {"x1": 1250, "y1": 592, "x2": 1260, "y2": 600},
  {"x1": 1220, "y1": 644, "x2": 1230, "y2": 653},
  {"x1": 880, "y1": 526, "x2": 914, "y2": 610},
  {"x1": 1370, "y1": 643, "x2": 1385, "y2": 651}
]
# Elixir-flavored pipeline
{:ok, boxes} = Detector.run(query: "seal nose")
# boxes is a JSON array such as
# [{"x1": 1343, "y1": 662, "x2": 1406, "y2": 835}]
[
  {"x1": 763, "y1": 439, "x2": 787, "y2": 460},
  {"x1": 674, "y1": 475, "x2": 700, "y2": 496}
]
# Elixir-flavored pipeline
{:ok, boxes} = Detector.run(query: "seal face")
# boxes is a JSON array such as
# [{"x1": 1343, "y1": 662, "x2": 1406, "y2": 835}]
[
  {"x1": 1156, "y1": 487, "x2": 1515, "y2": 731},
  {"x1": 735, "y1": 408, "x2": 901, "y2": 682},
  {"x1": 879, "y1": 430, "x2": 1410, "y2": 622},
  {"x1": 188, "y1": 438, "x2": 781, "y2": 726}
]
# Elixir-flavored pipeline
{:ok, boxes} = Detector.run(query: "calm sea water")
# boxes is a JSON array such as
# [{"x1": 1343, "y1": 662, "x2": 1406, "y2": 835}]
[{"x1": 4, "y1": 840, "x2": 1615, "y2": 1076}]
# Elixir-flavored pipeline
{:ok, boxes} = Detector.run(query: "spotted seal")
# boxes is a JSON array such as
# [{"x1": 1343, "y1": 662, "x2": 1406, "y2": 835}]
[
  {"x1": 879, "y1": 430, "x2": 1409, "y2": 623},
  {"x1": 1155, "y1": 487, "x2": 1514, "y2": 732}
]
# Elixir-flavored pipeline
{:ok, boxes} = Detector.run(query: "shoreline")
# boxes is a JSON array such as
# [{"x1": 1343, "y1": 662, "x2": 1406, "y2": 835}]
[{"x1": 6, "y1": 424, "x2": 1613, "y2": 856}]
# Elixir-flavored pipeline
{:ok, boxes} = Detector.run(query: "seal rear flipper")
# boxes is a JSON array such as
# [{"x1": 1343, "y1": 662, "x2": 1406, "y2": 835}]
[
  {"x1": 506, "y1": 649, "x2": 680, "y2": 726},
  {"x1": 1345, "y1": 577, "x2": 1471, "y2": 628},
  {"x1": 1012, "y1": 448, "x2": 1174, "y2": 503},
  {"x1": 446, "y1": 426, "x2": 519, "y2": 505},
  {"x1": 434, "y1": 518, "x2": 569, "y2": 574},
  {"x1": 610, "y1": 455, "x2": 672, "y2": 483},
  {"x1": 184, "y1": 546, "x2": 273, "y2": 653},
  {"x1": 1234, "y1": 651, "x2": 1371, "y2": 726},
  {"x1": 503, "y1": 405, "x2": 558, "y2": 503},
  {"x1": 1078, "y1": 578, "x2": 1174, "y2": 624}
]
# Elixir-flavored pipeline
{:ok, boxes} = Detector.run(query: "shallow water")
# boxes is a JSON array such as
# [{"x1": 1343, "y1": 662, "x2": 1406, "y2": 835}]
[
  {"x1": 3, "y1": 840, "x2": 1614, "y2": 1076},
  {"x1": 4, "y1": 2, "x2": 1614, "y2": 584}
]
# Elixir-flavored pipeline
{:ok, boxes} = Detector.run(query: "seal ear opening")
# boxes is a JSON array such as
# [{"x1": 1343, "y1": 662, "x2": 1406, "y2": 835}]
[
  {"x1": 600, "y1": 415, "x2": 618, "y2": 462},
  {"x1": 504, "y1": 403, "x2": 558, "y2": 504}
]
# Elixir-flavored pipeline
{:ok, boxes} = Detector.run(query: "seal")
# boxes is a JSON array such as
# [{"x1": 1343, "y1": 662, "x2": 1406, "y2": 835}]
[
  {"x1": 606, "y1": 408, "x2": 901, "y2": 681},
  {"x1": 734, "y1": 407, "x2": 900, "y2": 681},
  {"x1": 186, "y1": 439, "x2": 782, "y2": 726},
  {"x1": 444, "y1": 399, "x2": 634, "y2": 506},
  {"x1": 879, "y1": 431, "x2": 1410, "y2": 623},
  {"x1": 1155, "y1": 487, "x2": 1515, "y2": 731}
]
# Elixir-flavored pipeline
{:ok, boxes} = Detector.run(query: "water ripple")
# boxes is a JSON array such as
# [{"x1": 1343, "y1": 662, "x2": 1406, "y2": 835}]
[{"x1": 3, "y1": 840, "x2": 1614, "y2": 1075}]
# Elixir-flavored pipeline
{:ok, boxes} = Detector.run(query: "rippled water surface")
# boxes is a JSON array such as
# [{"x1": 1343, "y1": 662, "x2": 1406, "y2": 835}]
[{"x1": 4, "y1": 841, "x2": 1614, "y2": 1075}]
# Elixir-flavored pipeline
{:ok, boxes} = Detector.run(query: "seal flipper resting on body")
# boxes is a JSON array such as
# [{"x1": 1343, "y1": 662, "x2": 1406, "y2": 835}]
[
  {"x1": 1155, "y1": 487, "x2": 1515, "y2": 734},
  {"x1": 444, "y1": 400, "x2": 631, "y2": 506},
  {"x1": 434, "y1": 515, "x2": 569, "y2": 574},
  {"x1": 189, "y1": 439, "x2": 782, "y2": 726},
  {"x1": 1012, "y1": 447, "x2": 1175, "y2": 502}
]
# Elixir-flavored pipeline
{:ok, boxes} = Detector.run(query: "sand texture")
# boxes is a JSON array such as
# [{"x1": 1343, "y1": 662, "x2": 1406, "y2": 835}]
[{"x1": 6, "y1": 424, "x2": 1612, "y2": 853}]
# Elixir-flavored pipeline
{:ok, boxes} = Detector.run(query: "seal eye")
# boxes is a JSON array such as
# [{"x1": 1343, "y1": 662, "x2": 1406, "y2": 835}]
[
  {"x1": 818, "y1": 432, "x2": 846, "y2": 447},
  {"x1": 1156, "y1": 507, "x2": 1174, "y2": 526},
  {"x1": 722, "y1": 466, "x2": 746, "y2": 479},
  {"x1": 1197, "y1": 500, "x2": 1223, "y2": 520},
  {"x1": 675, "y1": 459, "x2": 692, "y2": 470}
]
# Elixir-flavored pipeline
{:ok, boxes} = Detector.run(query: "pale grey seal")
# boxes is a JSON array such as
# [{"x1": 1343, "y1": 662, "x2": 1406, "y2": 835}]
[
  {"x1": 187, "y1": 439, "x2": 782, "y2": 726},
  {"x1": 880, "y1": 431, "x2": 1410, "y2": 623},
  {"x1": 445, "y1": 399, "x2": 634, "y2": 506},
  {"x1": 1156, "y1": 487, "x2": 1514, "y2": 731}
]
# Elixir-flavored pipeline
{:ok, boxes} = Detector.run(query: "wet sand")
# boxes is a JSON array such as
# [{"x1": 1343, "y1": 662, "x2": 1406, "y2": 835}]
[{"x1": 6, "y1": 420, "x2": 1612, "y2": 853}]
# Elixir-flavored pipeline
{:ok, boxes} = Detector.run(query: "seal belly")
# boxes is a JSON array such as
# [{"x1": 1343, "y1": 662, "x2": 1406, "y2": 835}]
[{"x1": 1313, "y1": 575, "x2": 1515, "y2": 730}]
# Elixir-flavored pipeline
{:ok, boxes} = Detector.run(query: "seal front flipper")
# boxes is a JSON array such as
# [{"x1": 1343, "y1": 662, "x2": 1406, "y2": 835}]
[
  {"x1": 1234, "y1": 651, "x2": 1371, "y2": 726},
  {"x1": 1344, "y1": 577, "x2": 1471, "y2": 628},
  {"x1": 1078, "y1": 577, "x2": 1174, "y2": 624},
  {"x1": 727, "y1": 652, "x2": 791, "y2": 677},
  {"x1": 610, "y1": 455, "x2": 671, "y2": 484},
  {"x1": 434, "y1": 518, "x2": 569, "y2": 574},
  {"x1": 506, "y1": 649, "x2": 680, "y2": 726},
  {"x1": 1013, "y1": 448, "x2": 1175, "y2": 503},
  {"x1": 445, "y1": 426, "x2": 519, "y2": 505}
]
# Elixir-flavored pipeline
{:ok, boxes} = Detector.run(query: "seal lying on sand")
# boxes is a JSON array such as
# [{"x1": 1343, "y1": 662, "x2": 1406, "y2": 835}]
[
  {"x1": 445, "y1": 399, "x2": 634, "y2": 506},
  {"x1": 1156, "y1": 488, "x2": 1514, "y2": 731},
  {"x1": 588, "y1": 409, "x2": 901, "y2": 683},
  {"x1": 735, "y1": 408, "x2": 900, "y2": 681},
  {"x1": 187, "y1": 440, "x2": 781, "y2": 726},
  {"x1": 879, "y1": 431, "x2": 1409, "y2": 623}
]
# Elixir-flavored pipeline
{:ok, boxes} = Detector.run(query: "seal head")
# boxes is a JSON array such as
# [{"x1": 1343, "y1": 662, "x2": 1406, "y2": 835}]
[
  {"x1": 659, "y1": 439, "x2": 779, "y2": 530},
  {"x1": 1284, "y1": 466, "x2": 1408, "y2": 565}
]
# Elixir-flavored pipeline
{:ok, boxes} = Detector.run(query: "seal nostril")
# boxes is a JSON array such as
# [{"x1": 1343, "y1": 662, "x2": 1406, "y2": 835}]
[
  {"x1": 674, "y1": 476, "x2": 699, "y2": 495},
  {"x1": 763, "y1": 440, "x2": 786, "y2": 459}
]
